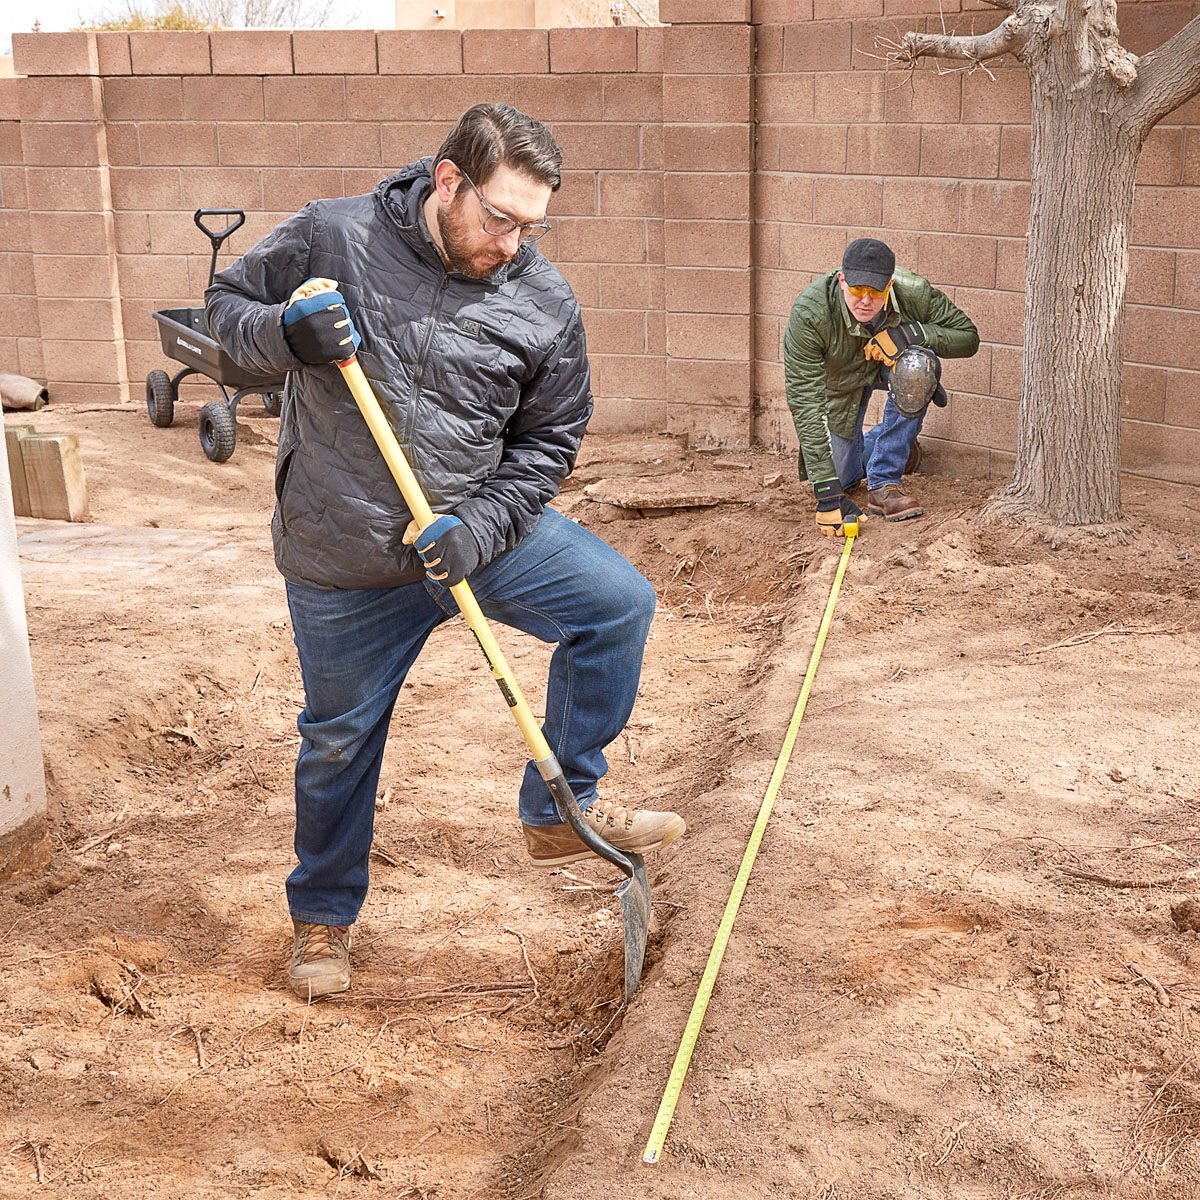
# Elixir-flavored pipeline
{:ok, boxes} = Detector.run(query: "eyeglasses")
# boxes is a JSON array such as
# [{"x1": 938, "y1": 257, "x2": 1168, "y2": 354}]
[
  {"x1": 453, "y1": 164, "x2": 552, "y2": 243},
  {"x1": 846, "y1": 282, "x2": 890, "y2": 300}
]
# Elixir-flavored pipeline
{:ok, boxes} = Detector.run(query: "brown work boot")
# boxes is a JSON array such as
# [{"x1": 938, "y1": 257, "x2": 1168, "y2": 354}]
[
  {"x1": 904, "y1": 439, "x2": 922, "y2": 475},
  {"x1": 523, "y1": 799, "x2": 686, "y2": 869},
  {"x1": 868, "y1": 485, "x2": 924, "y2": 522},
  {"x1": 288, "y1": 920, "x2": 351, "y2": 999}
]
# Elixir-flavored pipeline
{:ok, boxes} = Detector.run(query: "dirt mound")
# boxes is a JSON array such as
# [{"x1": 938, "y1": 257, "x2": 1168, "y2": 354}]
[{"x1": 3, "y1": 404, "x2": 1199, "y2": 1198}]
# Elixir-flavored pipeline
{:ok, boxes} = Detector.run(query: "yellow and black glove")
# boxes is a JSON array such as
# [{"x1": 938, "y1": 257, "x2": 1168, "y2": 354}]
[
  {"x1": 864, "y1": 321, "x2": 926, "y2": 367},
  {"x1": 813, "y1": 479, "x2": 864, "y2": 538}
]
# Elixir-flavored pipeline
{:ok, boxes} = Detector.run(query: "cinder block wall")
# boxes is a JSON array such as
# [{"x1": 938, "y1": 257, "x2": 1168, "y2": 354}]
[{"x1": 1, "y1": 0, "x2": 1197, "y2": 481}]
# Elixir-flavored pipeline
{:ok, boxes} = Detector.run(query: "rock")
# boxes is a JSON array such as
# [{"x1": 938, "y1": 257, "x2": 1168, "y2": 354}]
[
  {"x1": 47, "y1": 865, "x2": 83, "y2": 894},
  {"x1": 1170, "y1": 898, "x2": 1200, "y2": 932}
]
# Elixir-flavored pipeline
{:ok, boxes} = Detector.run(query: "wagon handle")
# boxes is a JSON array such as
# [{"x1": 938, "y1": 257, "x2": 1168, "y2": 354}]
[{"x1": 194, "y1": 209, "x2": 246, "y2": 288}]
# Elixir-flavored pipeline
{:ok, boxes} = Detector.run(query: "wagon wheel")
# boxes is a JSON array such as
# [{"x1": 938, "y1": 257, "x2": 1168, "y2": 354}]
[
  {"x1": 198, "y1": 400, "x2": 237, "y2": 463},
  {"x1": 261, "y1": 391, "x2": 283, "y2": 417},
  {"x1": 145, "y1": 370, "x2": 176, "y2": 428}
]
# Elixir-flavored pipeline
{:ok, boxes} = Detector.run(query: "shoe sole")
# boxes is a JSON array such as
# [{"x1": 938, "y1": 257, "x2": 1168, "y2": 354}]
[
  {"x1": 528, "y1": 824, "x2": 685, "y2": 870},
  {"x1": 288, "y1": 970, "x2": 350, "y2": 1000},
  {"x1": 868, "y1": 504, "x2": 924, "y2": 521}
]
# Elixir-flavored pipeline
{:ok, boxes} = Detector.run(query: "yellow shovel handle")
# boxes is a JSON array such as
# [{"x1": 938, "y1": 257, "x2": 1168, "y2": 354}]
[{"x1": 334, "y1": 354, "x2": 554, "y2": 763}]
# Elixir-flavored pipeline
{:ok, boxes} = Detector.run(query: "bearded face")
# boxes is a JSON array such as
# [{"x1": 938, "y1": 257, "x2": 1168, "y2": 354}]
[{"x1": 435, "y1": 190, "x2": 515, "y2": 280}]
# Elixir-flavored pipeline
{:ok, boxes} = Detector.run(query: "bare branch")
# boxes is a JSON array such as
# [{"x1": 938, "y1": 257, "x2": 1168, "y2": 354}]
[
  {"x1": 893, "y1": 8, "x2": 1050, "y2": 69},
  {"x1": 1127, "y1": 14, "x2": 1200, "y2": 136}
]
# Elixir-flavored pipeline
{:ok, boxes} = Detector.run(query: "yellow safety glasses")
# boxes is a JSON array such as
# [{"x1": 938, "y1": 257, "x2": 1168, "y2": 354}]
[{"x1": 847, "y1": 282, "x2": 890, "y2": 300}]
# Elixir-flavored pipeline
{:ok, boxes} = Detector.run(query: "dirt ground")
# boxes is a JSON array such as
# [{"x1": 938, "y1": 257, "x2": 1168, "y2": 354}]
[{"x1": 3, "y1": 394, "x2": 1200, "y2": 1200}]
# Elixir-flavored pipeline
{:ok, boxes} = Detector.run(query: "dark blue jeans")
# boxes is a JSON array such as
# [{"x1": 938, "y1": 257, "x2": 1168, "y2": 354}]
[
  {"x1": 830, "y1": 385, "x2": 925, "y2": 492},
  {"x1": 283, "y1": 508, "x2": 656, "y2": 927}
]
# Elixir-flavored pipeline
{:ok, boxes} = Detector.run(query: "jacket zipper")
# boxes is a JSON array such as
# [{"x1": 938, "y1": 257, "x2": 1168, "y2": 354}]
[{"x1": 406, "y1": 273, "x2": 450, "y2": 451}]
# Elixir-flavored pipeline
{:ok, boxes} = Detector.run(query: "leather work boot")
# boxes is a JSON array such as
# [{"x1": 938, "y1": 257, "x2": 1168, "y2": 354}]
[
  {"x1": 868, "y1": 485, "x2": 924, "y2": 522},
  {"x1": 288, "y1": 920, "x2": 351, "y2": 999},
  {"x1": 523, "y1": 799, "x2": 686, "y2": 869},
  {"x1": 904, "y1": 439, "x2": 922, "y2": 475}
]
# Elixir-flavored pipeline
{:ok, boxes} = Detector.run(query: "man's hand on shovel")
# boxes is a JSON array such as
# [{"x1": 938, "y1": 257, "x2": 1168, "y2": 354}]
[
  {"x1": 283, "y1": 279, "x2": 361, "y2": 364},
  {"x1": 403, "y1": 516, "x2": 481, "y2": 586}
]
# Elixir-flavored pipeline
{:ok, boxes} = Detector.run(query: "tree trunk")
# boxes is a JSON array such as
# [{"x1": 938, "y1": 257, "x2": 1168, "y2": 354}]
[{"x1": 1004, "y1": 48, "x2": 1141, "y2": 525}]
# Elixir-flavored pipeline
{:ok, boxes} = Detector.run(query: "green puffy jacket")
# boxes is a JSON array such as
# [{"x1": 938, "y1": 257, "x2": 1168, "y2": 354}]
[{"x1": 782, "y1": 266, "x2": 979, "y2": 484}]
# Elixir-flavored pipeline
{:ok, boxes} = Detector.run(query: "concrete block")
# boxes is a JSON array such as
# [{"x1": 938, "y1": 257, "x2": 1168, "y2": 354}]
[
  {"x1": 666, "y1": 313, "x2": 751, "y2": 360},
  {"x1": 555, "y1": 217, "x2": 648, "y2": 264},
  {"x1": 129, "y1": 32, "x2": 212, "y2": 76},
  {"x1": 550, "y1": 28, "x2": 637, "y2": 73},
  {"x1": 663, "y1": 123, "x2": 751, "y2": 172},
  {"x1": 379, "y1": 29, "x2": 463, "y2": 75},
  {"x1": 21, "y1": 76, "x2": 102, "y2": 122},
  {"x1": 96, "y1": 33, "x2": 131, "y2": 76},
  {"x1": 103, "y1": 77, "x2": 183, "y2": 121},
  {"x1": 664, "y1": 24, "x2": 753, "y2": 74},
  {"x1": 347, "y1": 76, "x2": 433, "y2": 121},
  {"x1": 782, "y1": 21, "x2": 851, "y2": 72},
  {"x1": 553, "y1": 123, "x2": 641, "y2": 170},
  {"x1": 660, "y1": 0, "x2": 750, "y2": 20},
  {"x1": 138, "y1": 122, "x2": 219, "y2": 167},
  {"x1": 217, "y1": 122, "x2": 299, "y2": 167},
  {"x1": 210, "y1": 31, "x2": 294, "y2": 76},
  {"x1": 20, "y1": 122, "x2": 101, "y2": 167},
  {"x1": 637, "y1": 28, "x2": 664, "y2": 73},
  {"x1": 598, "y1": 171, "x2": 662, "y2": 217},
  {"x1": 293, "y1": 30, "x2": 377, "y2": 75},
  {"x1": 12, "y1": 32, "x2": 98, "y2": 77},
  {"x1": 663, "y1": 171, "x2": 750, "y2": 220},
  {"x1": 600, "y1": 76, "x2": 662, "y2": 122},
  {"x1": 663, "y1": 75, "x2": 751, "y2": 123},
  {"x1": 183, "y1": 76, "x2": 265, "y2": 122},
  {"x1": 463, "y1": 29, "x2": 549, "y2": 75}
]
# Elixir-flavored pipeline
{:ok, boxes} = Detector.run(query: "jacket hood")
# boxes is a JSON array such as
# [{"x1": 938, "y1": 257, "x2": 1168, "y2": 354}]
[{"x1": 374, "y1": 156, "x2": 537, "y2": 285}]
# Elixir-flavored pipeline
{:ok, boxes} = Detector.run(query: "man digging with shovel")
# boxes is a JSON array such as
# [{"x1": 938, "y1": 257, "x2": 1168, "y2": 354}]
[{"x1": 205, "y1": 104, "x2": 685, "y2": 1000}]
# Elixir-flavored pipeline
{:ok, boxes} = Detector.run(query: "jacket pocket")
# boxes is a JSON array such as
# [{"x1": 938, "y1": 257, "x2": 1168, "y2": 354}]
[{"x1": 274, "y1": 445, "x2": 296, "y2": 531}]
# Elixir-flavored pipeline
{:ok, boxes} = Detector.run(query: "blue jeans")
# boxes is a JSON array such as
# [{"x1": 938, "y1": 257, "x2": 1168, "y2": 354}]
[
  {"x1": 829, "y1": 384, "x2": 925, "y2": 492},
  {"x1": 283, "y1": 507, "x2": 657, "y2": 927}
]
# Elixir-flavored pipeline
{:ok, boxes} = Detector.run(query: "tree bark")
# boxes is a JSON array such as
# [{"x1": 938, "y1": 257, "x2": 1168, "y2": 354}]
[{"x1": 1004, "y1": 50, "x2": 1141, "y2": 524}]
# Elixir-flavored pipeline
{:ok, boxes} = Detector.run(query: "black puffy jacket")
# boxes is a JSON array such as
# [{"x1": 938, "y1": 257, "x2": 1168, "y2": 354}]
[{"x1": 204, "y1": 157, "x2": 592, "y2": 589}]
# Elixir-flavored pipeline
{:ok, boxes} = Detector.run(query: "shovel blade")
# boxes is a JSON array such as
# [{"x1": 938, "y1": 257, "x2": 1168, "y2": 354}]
[{"x1": 615, "y1": 852, "x2": 650, "y2": 1001}]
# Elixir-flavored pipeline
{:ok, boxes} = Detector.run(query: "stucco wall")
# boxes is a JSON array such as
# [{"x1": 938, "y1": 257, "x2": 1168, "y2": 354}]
[{"x1": 0, "y1": 1, "x2": 1197, "y2": 481}]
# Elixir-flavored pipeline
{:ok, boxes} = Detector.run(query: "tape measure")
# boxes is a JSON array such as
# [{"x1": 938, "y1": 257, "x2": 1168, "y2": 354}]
[{"x1": 642, "y1": 530, "x2": 857, "y2": 1165}]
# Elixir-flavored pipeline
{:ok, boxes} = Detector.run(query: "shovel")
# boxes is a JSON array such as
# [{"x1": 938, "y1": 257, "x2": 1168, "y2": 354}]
[{"x1": 296, "y1": 284, "x2": 651, "y2": 1000}]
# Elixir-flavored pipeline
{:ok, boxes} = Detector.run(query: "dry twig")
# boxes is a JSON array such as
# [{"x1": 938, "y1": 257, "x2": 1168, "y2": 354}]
[
  {"x1": 1126, "y1": 962, "x2": 1172, "y2": 1008},
  {"x1": 1025, "y1": 622, "x2": 1184, "y2": 655},
  {"x1": 505, "y1": 927, "x2": 542, "y2": 1010},
  {"x1": 1060, "y1": 865, "x2": 1200, "y2": 889}
]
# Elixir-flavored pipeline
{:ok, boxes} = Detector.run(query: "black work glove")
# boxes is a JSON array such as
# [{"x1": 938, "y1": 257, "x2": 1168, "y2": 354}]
[
  {"x1": 282, "y1": 283, "x2": 362, "y2": 365},
  {"x1": 813, "y1": 479, "x2": 865, "y2": 539},
  {"x1": 404, "y1": 515, "x2": 481, "y2": 586},
  {"x1": 864, "y1": 321, "x2": 926, "y2": 367}
]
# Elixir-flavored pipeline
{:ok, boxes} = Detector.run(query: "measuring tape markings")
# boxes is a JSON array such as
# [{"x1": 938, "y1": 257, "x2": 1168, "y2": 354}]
[{"x1": 642, "y1": 530, "x2": 858, "y2": 1165}]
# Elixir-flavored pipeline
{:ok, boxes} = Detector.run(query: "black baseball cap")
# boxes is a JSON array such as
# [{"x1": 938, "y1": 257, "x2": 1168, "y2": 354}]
[{"x1": 842, "y1": 237, "x2": 895, "y2": 290}]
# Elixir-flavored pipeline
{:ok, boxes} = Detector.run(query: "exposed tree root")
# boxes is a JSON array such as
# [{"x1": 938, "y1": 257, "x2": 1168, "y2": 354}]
[{"x1": 982, "y1": 493, "x2": 1135, "y2": 547}]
